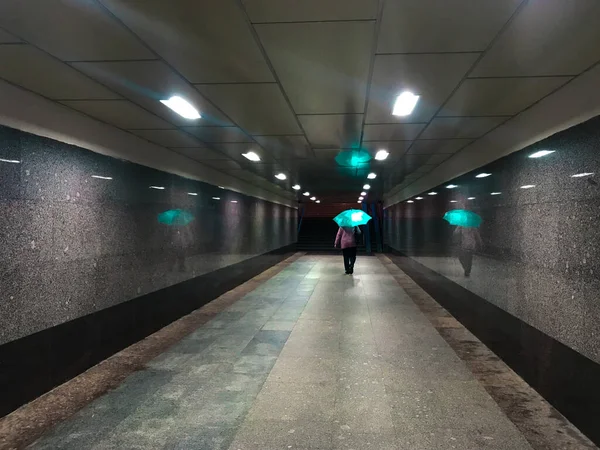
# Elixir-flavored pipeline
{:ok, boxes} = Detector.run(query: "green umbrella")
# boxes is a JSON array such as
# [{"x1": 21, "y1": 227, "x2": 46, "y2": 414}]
[
  {"x1": 158, "y1": 209, "x2": 195, "y2": 226},
  {"x1": 333, "y1": 209, "x2": 372, "y2": 228},
  {"x1": 443, "y1": 209, "x2": 482, "y2": 228}
]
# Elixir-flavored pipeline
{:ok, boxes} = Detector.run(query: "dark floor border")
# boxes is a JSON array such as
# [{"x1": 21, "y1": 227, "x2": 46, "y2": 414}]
[
  {"x1": 385, "y1": 249, "x2": 600, "y2": 447},
  {"x1": 0, "y1": 244, "x2": 297, "y2": 418}
]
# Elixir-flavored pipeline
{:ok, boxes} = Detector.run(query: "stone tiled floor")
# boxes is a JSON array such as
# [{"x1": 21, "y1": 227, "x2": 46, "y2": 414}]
[{"x1": 27, "y1": 255, "x2": 532, "y2": 450}]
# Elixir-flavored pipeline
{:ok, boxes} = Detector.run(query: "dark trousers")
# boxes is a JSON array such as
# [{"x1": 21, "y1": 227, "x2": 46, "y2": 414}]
[
  {"x1": 458, "y1": 250, "x2": 473, "y2": 275},
  {"x1": 342, "y1": 247, "x2": 357, "y2": 273}
]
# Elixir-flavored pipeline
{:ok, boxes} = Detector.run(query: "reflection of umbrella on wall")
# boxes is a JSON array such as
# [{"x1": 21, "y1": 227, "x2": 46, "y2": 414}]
[
  {"x1": 333, "y1": 209, "x2": 372, "y2": 228},
  {"x1": 443, "y1": 209, "x2": 482, "y2": 228},
  {"x1": 158, "y1": 209, "x2": 195, "y2": 226}
]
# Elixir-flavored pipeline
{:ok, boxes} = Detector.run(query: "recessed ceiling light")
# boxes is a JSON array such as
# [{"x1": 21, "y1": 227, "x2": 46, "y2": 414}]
[
  {"x1": 407, "y1": 200, "x2": 414, "y2": 203},
  {"x1": 571, "y1": 172, "x2": 594, "y2": 178},
  {"x1": 491, "y1": 192, "x2": 502, "y2": 195},
  {"x1": 520, "y1": 185, "x2": 536, "y2": 189},
  {"x1": 446, "y1": 184, "x2": 458, "y2": 189},
  {"x1": 187, "y1": 192, "x2": 198, "y2": 196},
  {"x1": 303, "y1": 191, "x2": 310, "y2": 196},
  {"x1": 91, "y1": 175, "x2": 112, "y2": 180},
  {"x1": 357, "y1": 200, "x2": 362, "y2": 203},
  {"x1": 529, "y1": 150, "x2": 555, "y2": 158},
  {"x1": 363, "y1": 184, "x2": 371, "y2": 190},
  {"x1": 367, "y1": 172, "x2": 377, "y2": 179},
  {"x1": 375, "y1": 149, "x2": 389, "y2": 161},
  {"x1": 292, "y1": 184, "x2": 301, "y2": 190},
  {"x1": 359, "y1": 197, "x2": 364, "y2": 201},
  {"x1": 415, "y1": 197, "x2": 423, "y2": 200},
  {"x1": 360, "y1": 191, "x2": 367, "y2": 196},
  {"x1": 310, "y1": 196, "x2": 316, "y2": 200},
  {"x1": 159, "y1": 96, "x2": 201, "y2": 120},
  {"x1": 212, "y1": 197, "x2": 221, "y2": 200},
  {"x1": 428, "y1": 192, "x2": 437, "y2": 195},
  {"x1": 0, "y1": 158, "x2": 21, "y2": 164},
  {"x1": 468, "y1": 197, "x2": 476, "y2": 200},
  {"x1": 231, "y1": 200, "x2": 238, "y2": 203},
  {"x1": 275, "y1": 173, "x2": 287, "y2": 180},
  {"x1": 475, "y1": 173, "x2": 491, "y2": 178},
  {"x1": 392, "y1": 91, "x2": 420, "y2": 116},
  {"x1": 149, "y1": 186, "x2": 165, "y2": 190},
  {"x1": 242, "y1": 151, "x2": 261, "y2": 162},
  {"x1": 316, "y1": 200, "x2": 321, "y2": 203},
  {"x1": 450, "y1": 200, "x2": 458, "y2": 203}
]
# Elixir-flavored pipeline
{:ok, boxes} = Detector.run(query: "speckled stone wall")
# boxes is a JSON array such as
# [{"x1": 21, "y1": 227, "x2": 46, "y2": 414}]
[
  {"x1": 0, "y1": 125, "x2": 297, "y2": 346},
  {"x1": 384, "y1": 116, "x2": 600, "y2": 365}
]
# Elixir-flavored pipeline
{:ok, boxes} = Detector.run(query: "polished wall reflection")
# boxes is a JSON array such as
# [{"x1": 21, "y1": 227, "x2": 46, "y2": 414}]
[
  {"x1": 0, "y1": 125, "x2": 297, "y2": 345},
  {"x1": 384, "y1": 116, "x2": 600, "y2": 364}
]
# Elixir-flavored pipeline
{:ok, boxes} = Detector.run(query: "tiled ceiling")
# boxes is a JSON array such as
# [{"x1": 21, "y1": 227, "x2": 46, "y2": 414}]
[{"x1": 1, "y1": 0, "x2": 599, "y2": 202}]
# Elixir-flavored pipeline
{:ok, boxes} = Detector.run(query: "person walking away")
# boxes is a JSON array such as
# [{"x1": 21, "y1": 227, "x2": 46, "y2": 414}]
[
  {"x1": 334, "y1": 226, "x2": 361, "y2": 274},
  {"x1": 453, "y1": 226, "x2": 482, "y2": 277}
]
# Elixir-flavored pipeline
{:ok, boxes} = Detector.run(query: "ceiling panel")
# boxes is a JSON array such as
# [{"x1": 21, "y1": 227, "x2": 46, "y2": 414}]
[
  {"x1": 61, "y1": 100, "x2": 173, "y2": 129},
  {"x1": 425, "y1": 154, "x2": 452, "y2": 165},
  {"x1": 201, "y1": 159, "x2": 243, "y2": 170},
  {"x1": 0, "y1": 0, "x2": 154, "y2": 61},
  {"x1": 366, "y1": 53, "x2": 478, "y2": 124},
  {"x1": 313, "y1": 148, "x2": 341, "y2": 161},
  {"x1": 471, "y1": 0, "x2": 600, "y2": 77},
  {"x1": 407, "y1": 139, "x2": 473, "y2": 155},
  {"x1": 198, "y1": 84, "x2": 301, "y2": 135},
  {"x1": 377, "y1": 0, "x2": 521, "y2": 53},
  {"x1": 441, "y1": 77, "x2": 572, "y2": 116},
  {"x1": 256, "y1": 21, "x2": 374, "y2": 114},
  {"x1": 0, "y1": 45, "x2": 119, "y2": 100},
  {"x1": 362, "y1": 123, "x2": 425, "y2": 141},
  {"x1": 242, "y1": 0, "x2": 378, "y2": 22},
  {"x1": 211, "y1": 142, "x2": 276, "y2": 163},
  {"x1": 73, "y1": 60, "x2": 232, "y2": 127},
  {"x1": 103, "y1": 0, "x2": 273, "y2": 83},
  {"x1": 170, "y1": 147, "x2": 229, "y2": 161},
  {"x1": 420, "y1": 117, "x2": 507, "y2": 139},
  {"x1": 0, "y1": 28, "x2": 21, "y2": 43},
  {"x1": 182, "y1": 126, "x2": 251, "y2": 143},
  {"x1": 129, "y1": 129, "x2": 203, "y2": 148},
  {"x1": 253, "y1": 135, "x2": 311, "y2": 159},
  {"x1": 299, "y1": 114, "x2": 363, "y2": 148}
]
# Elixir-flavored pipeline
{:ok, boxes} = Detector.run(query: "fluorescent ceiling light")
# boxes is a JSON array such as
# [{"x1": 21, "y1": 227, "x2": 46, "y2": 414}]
[
  {"x1": 91, "y1": 175, "x2": 112, "y2": 180},
  {"x1": 392, "y1": 91, "x2": 420, "y2": 116},
  {"x1": 188, "y1": 192, "x2": 198, "y2": 196},
  {"x1": 475, "y1": 173, "x2": 491, "y2": 178},
  {"x1": 310, "y1": 196, "x2": 316, "y2": 200},
  {"x1": 231, "y1": 200, "x2": 238, "y2": 203},
  {"x1": 212, "y1": 197, "x2": 221, "y2": 200},
  {"x1": 491, "y1": 192, "x2": 502, "y2": 195},
  {"x1": 363, "y1": 184, "x2": 371, "y2": 190},
  {"x1": 0, "y1": 158, "x2": 21, "y2": 164},
  {"x1": 160, "y1": 96, "x2": 201, "y2": 120},
  {"x1": 367, "y1": 173, "x2": 377, "y2": 179},
  {"x1": 446, "y1": 184, "x2": 458, "y2": 189},
  {"x1": 218, "y1": 186, "x2": 225, "y2": 189},
  {"x1": 316, "y1": 200, "x2": 321, "y2": 203},
  {"x1": 275, "y1": 173, "x2": 287, "y2": 180},
  {"x1": 360, "y1": 191, "x2": 367, "y2": 196},
  {"x1": 520, "y1": 185, "x2": 536, "y2": 189},
  {"x1": 375, "y1": 150, "x2": 389, "y2": 161},
  {"x1": 529, "y1": 150, "x2": 554, "y2": 158},
  {"x1": 428, "y1": 192, "x2": 437, "y2": 195},
  {"x1": 415, "y1": 197, "x2": 423, "y2": 200},
  {"x1": 292, "y1": 184, "x2": 301, "y2": 190},
  {"x1": 149, "y1": 186, "x2": 165, "y2": 190},
  {"x1": 571, "y1": 172, "x2": 594, "y2": 178},
  {"x1": 242, "y1": 151, "x2": 260, "y2": 162},
  {"x1": 468, "y1": 197, "x2": 476, "y2": 200},
  {"x1": 407, "y1": 200, "x2": 414, "y2": 203},
  {"x1": 450, "y1": 200, "x2": 458, "y2": 203},
  {"x1": 303, "y1": 191, "x2": 310, "y2": 196}
]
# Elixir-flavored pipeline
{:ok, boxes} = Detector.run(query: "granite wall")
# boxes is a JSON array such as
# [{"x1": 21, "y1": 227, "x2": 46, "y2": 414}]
[
  {"x1": 0, "y1": 124, "x2": 297, "y2": 346},
  {"x1": 384, "y1": 116, "x2": 600, "y2": 365}
]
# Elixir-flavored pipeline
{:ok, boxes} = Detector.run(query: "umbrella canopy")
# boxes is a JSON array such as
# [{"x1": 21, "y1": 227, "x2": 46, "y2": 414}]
[
  {"x1": 443, "y1": 209, "x2": 482, "y2": 228},
  {"x1": 158, "y1": 209, "x2": 195, "y2": 226},
  {"x1": 333, "y1": 209, "x2": 372, "y2": 228}
]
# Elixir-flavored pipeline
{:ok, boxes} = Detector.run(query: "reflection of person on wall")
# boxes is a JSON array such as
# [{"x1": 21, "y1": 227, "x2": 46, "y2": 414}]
[
  {"x1": 454, "y1": 226, "x2": 482, "y2": 277},
  {"x1": 173, "y1": 225, "x2": 193, "y2": 272}
]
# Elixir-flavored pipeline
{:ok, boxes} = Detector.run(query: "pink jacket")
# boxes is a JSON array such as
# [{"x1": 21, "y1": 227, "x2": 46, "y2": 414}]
[{"x1": 335, "y1": 227, "x2": 360, "y2": 249}]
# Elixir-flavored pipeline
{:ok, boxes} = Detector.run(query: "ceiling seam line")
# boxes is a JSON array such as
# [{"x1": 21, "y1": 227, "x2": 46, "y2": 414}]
[
  {"x1": 383, "y1": 0, "x2": 531, "y2": 200},
  {"x1": 93, "y1": 0, "x2": 288, "y2": 187},
  {"x1": 251, "y1": 18, "x2": 376, "y2": 25}
]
